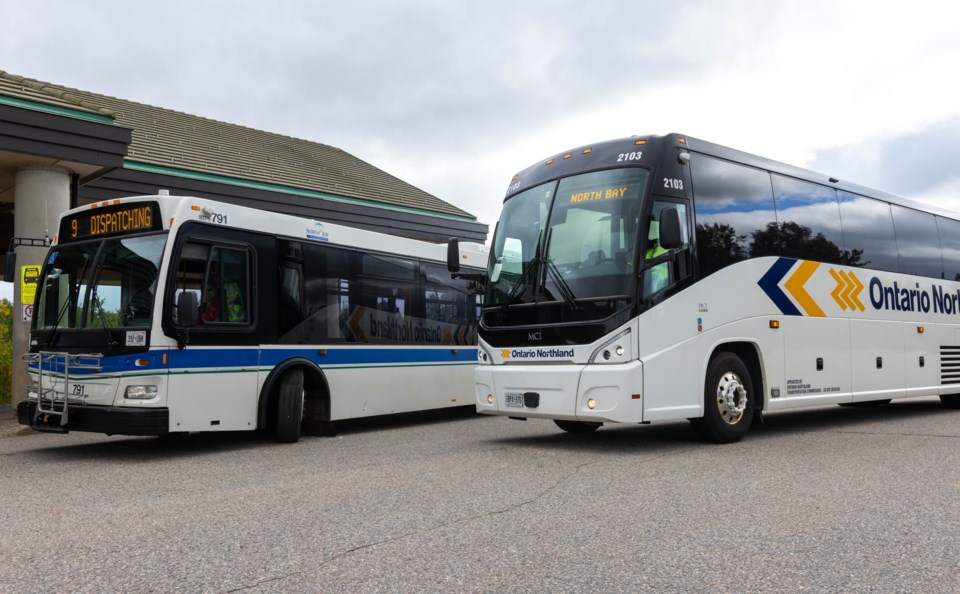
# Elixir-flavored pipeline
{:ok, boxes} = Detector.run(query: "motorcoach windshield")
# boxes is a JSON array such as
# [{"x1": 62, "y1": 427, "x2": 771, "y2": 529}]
[
  {"x1": 35, "y1": 234, "x2": 167, "y2": 332},
  {"x1": 486, "y1": 168, "x2": 649, "y2": 311}
]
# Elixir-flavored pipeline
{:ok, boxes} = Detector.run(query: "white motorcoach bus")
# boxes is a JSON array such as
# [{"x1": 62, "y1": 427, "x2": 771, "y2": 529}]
[
  {"x1": 18, "y1": 194, "x2": 485, "y2": 442},
  {"x1": 457, "y1": 133, "x2": 960, "y2": 443}
]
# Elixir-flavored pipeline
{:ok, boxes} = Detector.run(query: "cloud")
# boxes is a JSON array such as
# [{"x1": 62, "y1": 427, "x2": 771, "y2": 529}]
[
  {"x1": 810, "y1": 117, "x2": 960, "y2": 204},
  {"x1": 4, "y1": 0, "x2": 960, "y2": 233}
]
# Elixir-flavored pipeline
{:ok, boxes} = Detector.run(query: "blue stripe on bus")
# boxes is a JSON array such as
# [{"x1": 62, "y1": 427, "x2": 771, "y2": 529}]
[
  {"x1": 757, "y1": 257, "x2": 802, "y2": 316},
  {"x1": 28, "y1": 346, "x2": 478, "y2": 376}
]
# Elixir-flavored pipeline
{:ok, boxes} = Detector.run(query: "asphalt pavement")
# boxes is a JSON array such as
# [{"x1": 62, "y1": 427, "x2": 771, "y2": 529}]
[{"x1": 1, "y1": 398, "x2": 958, "y2": 593}]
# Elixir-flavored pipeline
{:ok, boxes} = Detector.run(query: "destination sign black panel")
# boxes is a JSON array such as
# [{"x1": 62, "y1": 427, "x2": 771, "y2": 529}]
[{"x1": 59, "y1": 202, "x2": 162, "y2": 243}]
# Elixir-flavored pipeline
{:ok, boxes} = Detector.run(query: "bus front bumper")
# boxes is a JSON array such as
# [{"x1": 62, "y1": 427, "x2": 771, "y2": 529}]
[
  {"x1": 17, "y1": 401, "x2": 170, "y2": 436},
  {"x1": 474, "y1": 360, "x2": 645, "y2": 423}
]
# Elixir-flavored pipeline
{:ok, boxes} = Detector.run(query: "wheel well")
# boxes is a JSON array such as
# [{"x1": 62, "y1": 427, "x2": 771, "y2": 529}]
[
  {"x1": 710, "y1": 342, "x2": 764, "y2": 411},
  {"x1": 258, "y1": 360, "x2": 330, "y2": 431}
]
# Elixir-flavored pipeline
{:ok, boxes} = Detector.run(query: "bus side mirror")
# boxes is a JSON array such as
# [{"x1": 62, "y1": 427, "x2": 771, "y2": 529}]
[
  {"x1": 3, "y1": 251, "x2": 15, "y2": 283},
  {"x1": 447, "y1": 238, "x2": 461, "y2": 274},
  {"x1": 177, "y1": 291, "x2": 198, "y2": 328},
  {"x1": 659, "y1": 208, "x2": 683, "y2": 250}
]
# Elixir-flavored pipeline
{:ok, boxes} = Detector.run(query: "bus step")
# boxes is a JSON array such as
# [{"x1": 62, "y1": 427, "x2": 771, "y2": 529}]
[{"x1": 32, "y1": 423, "x2": 69, "y2": 434}]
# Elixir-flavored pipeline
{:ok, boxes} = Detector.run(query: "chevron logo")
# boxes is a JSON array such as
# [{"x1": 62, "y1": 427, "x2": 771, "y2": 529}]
[
  {"x1": 829, "y1": 268, "x2": 865, "y2": 311},
  {"x1": 757, "y1": 258, "x2": 825, "y2": 317}
]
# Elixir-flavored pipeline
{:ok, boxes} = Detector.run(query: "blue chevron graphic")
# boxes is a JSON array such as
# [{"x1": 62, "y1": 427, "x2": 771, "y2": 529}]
[{"x1": 758, "y1": 258, "x2": 802, "y2": 316}]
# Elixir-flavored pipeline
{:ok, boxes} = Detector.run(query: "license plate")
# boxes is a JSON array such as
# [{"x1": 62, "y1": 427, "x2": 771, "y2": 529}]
[{"x1": 505, "y1": 392, "x2": 524, "y2": 408}]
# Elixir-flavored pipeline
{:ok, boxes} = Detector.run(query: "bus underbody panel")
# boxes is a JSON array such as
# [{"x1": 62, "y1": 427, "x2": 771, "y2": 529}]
[
  {"x1": 475, "y1": 360, "x2": 644, "y2": 423},
  {"x1": 17, "y1": 401, "x2": 170, "y2": 436}
]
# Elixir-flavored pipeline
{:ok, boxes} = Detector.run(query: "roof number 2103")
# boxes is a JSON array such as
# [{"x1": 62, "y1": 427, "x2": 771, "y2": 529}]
[
  {"x1": 617, "y1": 151, "x2": 643, "y2": 162},
  {"x1": 663, "y1": 178, "x2": 684, "y2": 190}
]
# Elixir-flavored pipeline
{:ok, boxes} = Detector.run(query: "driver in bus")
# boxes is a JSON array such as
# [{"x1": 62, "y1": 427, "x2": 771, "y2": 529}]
[
  {"x1": 646, "y1": 215, "x2": 669, "y2": 293},
  {"x1": 200, "y1": 284, "x2": 220, "y2": 323}
]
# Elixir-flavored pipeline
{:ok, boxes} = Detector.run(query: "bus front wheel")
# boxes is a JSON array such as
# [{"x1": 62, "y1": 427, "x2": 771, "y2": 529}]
[
  {"x1": 691, "y1": 352, "x2": 754, "y2": 444},
  {"x1": 275, "y1": 368, "x2": 305, "y2": 443}
]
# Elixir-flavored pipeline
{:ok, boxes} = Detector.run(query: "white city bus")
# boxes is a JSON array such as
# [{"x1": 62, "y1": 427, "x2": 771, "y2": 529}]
[
  {"x1": 461, "y1": 133, "x2": 960, "y2": 443},
  {"x1": 18, "y1": 194, "x2": 485, "y2": 442}
]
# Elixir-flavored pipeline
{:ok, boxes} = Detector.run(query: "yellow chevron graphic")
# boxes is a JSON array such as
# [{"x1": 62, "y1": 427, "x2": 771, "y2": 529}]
[
  {"x1": 784, "y1": 261, "x2": 825, "y2": 317},
  {"x1": 829, "y1": 268, "x2": 865, "y2": 311}
]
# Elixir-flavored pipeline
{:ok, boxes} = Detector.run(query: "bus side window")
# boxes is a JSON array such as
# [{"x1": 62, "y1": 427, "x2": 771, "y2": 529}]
[
  {"x1": 690, "y1": 154, "x2": 776, "y2": 278},
  {"x1": 643, "y1": 200, "x2": 692, "y2": 298},
  {"x1": 203, "y1": 246, "x2": 252, "y2": 325},
  {"x1": 277, "y1": 265, "x2": 303, "y2": 339},
  {"x1": 172, "y1": 242, "x2": 208, "y2": 326}
]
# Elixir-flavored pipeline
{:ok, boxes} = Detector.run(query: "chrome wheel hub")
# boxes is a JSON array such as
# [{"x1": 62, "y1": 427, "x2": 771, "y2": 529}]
[{"x1": 716, "y1": 371, "x2": 747, "y2": 425}]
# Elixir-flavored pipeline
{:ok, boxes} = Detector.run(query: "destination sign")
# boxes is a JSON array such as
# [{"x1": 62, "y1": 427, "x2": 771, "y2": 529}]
[
  {"x1": 59, "y1": 202, "x2": 162, "y2": 243},
  {"x1": 569, "y1": 186, "x2": 630, "y2": 204}
]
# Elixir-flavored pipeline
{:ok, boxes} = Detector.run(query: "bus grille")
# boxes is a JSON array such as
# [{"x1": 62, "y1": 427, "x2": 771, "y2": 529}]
[{"x1": 940, "y1": 346, "x2": 960, "y2": 385}]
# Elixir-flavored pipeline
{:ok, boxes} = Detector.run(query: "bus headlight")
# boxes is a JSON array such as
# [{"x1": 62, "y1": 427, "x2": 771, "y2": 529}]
[
  {"x1": 478, "y1": 344, "x2": 494, "y2": 365},
  {"x1": 588, "y1": 328, "x2": 632, "y2": 364},
  {"x1": 125, "y1": 385, "x2": 158, "y2": 400}
]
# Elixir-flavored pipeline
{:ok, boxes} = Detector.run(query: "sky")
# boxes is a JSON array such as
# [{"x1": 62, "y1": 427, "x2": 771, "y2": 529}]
[{"x1": 3, "y1": 0, "x2": 960, "y2": 301}]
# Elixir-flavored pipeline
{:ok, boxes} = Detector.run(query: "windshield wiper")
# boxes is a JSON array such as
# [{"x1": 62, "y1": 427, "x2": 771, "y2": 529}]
[
  {"x1": 46, "y1": 253, "x2": 92, "y2": 347},
  {"x1": 90, "y1": 286, "x2": 117, "y2": 346},
  {"x1": 499, "y1": 230, "x2": 543, "y2": 310},
  {"x1": 543, "y1": 258, "x2": 580, "y2": 312}
]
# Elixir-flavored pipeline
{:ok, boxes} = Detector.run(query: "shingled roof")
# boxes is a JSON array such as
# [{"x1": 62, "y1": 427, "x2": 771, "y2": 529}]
[{"x1": 0, "y1": 70, "x2": 476, "y2": 220}]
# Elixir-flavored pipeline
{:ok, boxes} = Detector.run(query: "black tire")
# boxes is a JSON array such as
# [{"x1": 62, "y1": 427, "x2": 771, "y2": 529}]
[
  {"x1": 554, "y1": 419, "x2": 601, "y2": 433},
  {"x1": 275, "y1": 369, "x2": 304, "y2": 443},
  {"x1": 839, "y1": 399, "x2": 891, "y2": 407},
  {"x1": 941, "y1": 394, "x2": 960, "y2": 409},
  {"x1": 691, "y1": 352, "x2": 755, "y2": 443}
]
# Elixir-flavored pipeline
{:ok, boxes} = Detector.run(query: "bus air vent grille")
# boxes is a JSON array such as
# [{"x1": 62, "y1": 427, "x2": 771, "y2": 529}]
[{"x1": 939, "y1": 346, "x2": 960, "y2": 384}]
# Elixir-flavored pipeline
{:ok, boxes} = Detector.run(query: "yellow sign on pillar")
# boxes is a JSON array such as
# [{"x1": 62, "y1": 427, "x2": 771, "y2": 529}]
[{"x1": 21, "y1": 265, "x2": 40, "y2": 305}]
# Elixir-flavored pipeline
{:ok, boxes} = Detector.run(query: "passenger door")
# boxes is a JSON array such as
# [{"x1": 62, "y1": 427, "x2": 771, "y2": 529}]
[{"x1": 165, "y1": 228, "x2": 262, "y2": 431}]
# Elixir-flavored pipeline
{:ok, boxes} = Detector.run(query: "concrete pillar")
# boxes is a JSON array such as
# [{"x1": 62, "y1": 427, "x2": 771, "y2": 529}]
[{"x1": 11, "y1": 165, "x2": 70, "y2": 407}]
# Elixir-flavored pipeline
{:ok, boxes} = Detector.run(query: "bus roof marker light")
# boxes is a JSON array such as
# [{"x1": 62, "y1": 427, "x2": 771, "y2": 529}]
[
  {"x1": 635, "y1": 140, "x2": 646, "y2": 145},
  {"x1": 677, "y1": 137, "x2": 686, "y2": 144},
  {"x1": 582, "y1": 148, "x2": 593, "y2": 154},
  {"x1": 546, "y1": 159, "x2": 555, "y2": 165},
  {"x1": 562, "y1": 154, "x2": 573, "y2": 160}
]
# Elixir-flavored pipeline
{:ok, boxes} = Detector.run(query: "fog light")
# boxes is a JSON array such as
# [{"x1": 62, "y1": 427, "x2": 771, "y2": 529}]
[
  {"x1": 615, "y1": 345, "x2": 624, "y2": 356},
  {"x1": 587, "y1": 398, "x2": 596, "y2": 409},
  {"x1": 487, "y1": 394, "x2": 494, "y2": 404},
  {"x1": 125, "y1": 385, "x2": 158, "y2": 400}
]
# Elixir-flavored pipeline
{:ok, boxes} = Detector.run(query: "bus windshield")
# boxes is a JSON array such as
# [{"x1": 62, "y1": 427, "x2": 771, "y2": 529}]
[
  {"x1": 486, "y1": 168, "x2": 649, "y2": 307},
  {"x1": 36, "y1": 234, "x2": 167, "y2": 331}
]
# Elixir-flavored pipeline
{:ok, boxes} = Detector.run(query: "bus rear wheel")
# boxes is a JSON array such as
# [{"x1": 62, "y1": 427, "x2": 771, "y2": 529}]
[
  {"x1": 554, "y1": 420, "x2": 601, "y2": 433},
  {"x1": 691, "y1": 352, "x2": 754, "y2": 443},
  {"x1": 275, "y1": 368, "x2": 305, "y2": 443}
]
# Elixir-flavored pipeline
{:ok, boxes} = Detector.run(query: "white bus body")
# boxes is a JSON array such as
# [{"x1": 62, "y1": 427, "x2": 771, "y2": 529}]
[
  {"x1": 20, "y1": 195, "x2": 485, "y2": 441},
  {"x1": 471, "y1": 134, "x2": 960, "y2": 442}
]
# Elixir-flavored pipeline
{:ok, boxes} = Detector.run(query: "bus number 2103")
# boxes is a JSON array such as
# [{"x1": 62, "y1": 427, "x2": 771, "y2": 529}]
[
  {"x1": 617, "y1": 151, "x2": 643, "y2": 162},
  {"x1": 663, "y1": 178, "x2": 684, "y2": 190}
]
